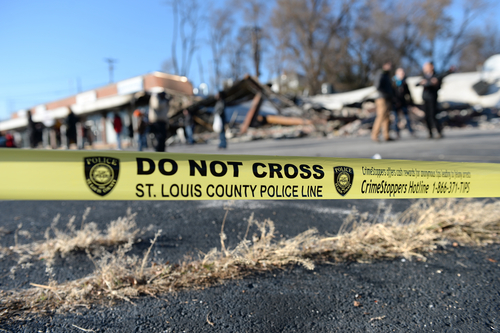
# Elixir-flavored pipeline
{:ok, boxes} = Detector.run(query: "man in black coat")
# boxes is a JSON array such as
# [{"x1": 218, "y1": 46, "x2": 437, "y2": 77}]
[
  {"x1": 418, "y1": 62, "x2": 454, "y2": 139},
  {"x1": 65, "y1": 109, "x2": 78, "y2": 148}
]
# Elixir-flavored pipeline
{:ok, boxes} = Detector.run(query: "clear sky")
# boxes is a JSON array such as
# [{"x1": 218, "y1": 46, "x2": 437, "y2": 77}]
[
  {"x1": 0, "y1": 0, "x2": 205, "y2": 120},
  {"x1": 0, "y1": 0, "x2": 499, "y2": 121}
]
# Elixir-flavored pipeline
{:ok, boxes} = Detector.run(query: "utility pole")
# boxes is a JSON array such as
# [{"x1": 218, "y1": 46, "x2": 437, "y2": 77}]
[
  {"x1": 104, "y1": 58, "x2": 117, "y2": 83},
  {"x1": 250, "y1": 26, "x2": 261, "y2": 78}
]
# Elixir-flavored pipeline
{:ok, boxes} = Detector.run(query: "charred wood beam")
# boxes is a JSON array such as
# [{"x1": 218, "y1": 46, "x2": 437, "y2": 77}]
[
  {"x1": 263, "y1": 115, "x2": 312, "y2": 126},
  {"x1": 240, "y1": 93, "x2": 263, "y2": 134}
]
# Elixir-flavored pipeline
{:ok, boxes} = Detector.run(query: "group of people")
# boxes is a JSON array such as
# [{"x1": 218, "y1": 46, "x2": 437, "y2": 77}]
[
  {"x1": 131, "y1": 91, "x2": 200, "y2": 152},
  {"x1": 0, "y1": 131, "x2": 15, "y2": 148},
  {"x1": 372, "y1": 61, "x2": 454, "y2": 142},
  {"x1": 109, "y1": 91, "x2": 171, "y2": 152},
  {"x1": 0, "y1": 85, "x2": 229, "y2": 150},
  {"x1": 130, "y1": 90, "x2": 227, "y2": 152}
]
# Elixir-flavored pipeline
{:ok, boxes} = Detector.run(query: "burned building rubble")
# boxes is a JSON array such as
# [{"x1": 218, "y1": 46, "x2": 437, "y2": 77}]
[
  {"x1": 174, "y1": 54, "x2": 500, "y2": 144},
  {"x1": 167, "y1": 75, "x2": 311, "y2": 143},
  {"x1": 3, "y1": 54, "x2": 500, "y2": 149}
]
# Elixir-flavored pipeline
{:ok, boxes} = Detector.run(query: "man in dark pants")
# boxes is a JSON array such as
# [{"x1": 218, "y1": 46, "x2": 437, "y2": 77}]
[
  {"x1": 392, "y1": 67, "x2": 415, "y2": 138},
  {"x1": 418, "y1": 62, "x2": 454, "y2": 139},
  {"x1": 149, "y1": 91, "x2": 170, "y2": 152},
  {"x1": 65, "y1": 109, "x2": 78, "y2": 149}
]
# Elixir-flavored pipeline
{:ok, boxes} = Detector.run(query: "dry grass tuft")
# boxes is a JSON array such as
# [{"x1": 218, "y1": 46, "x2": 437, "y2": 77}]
[
  {"x1": 320, "y1": 198, "x2": 500, "y2": 262},
  {"x1": 4, "y1": 208, "x2": 142, "y2": 288},
  {"x1": 10, "y1": 208, "x2": 139, "y2": 262},
  {"x1": 1, "y1": 199, "x2": 500, "y2": 320}
]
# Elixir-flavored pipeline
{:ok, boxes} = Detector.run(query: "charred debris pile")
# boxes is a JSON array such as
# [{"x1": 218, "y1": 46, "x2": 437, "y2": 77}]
[{"x1": 166, "y1": 76, "x2": 500, "y2": 145}]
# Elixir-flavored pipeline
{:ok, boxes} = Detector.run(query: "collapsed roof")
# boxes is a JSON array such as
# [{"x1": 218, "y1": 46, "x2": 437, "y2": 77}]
[
  {"x1": 169, "y1": 75, "x2": 305, "y2": 133},
  {"x1": 184, "y1": 75, "x2": 298, "y2": 115}
]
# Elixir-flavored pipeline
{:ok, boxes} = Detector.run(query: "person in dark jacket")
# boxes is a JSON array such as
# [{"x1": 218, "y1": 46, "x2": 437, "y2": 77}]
[
  {"x1": 392, "y1": 68, "x2": 415, "y2": 138},
  {"x1": 371, "y1": 62, "x2": 394, "y2": 142},
  {"x1": 65, "y1": 109, "x2": 78, "y2": 149},
  {"x1": 417, "y1": 62, "x2": 454, "y2": 139},
  {"x1": 149, "y1": 92, "x2": 170, "y2": 152},
  {"x1": 26, "y1": 110, "x2": 44, "y2": 148},
  {"x1": 27, "y1": 110, "x2": 37, "y2": 148},
  {"x1": 214, "y1": 91, "x2": 227, "y2": 149}
]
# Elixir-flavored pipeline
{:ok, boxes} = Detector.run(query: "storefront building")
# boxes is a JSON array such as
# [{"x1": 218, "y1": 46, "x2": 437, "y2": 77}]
[{"x1": 0, "y1": 72, "x2": 193, "y2": 149}]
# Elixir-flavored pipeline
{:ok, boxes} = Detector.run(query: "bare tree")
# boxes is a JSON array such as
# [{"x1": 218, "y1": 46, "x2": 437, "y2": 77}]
[
  {"x1": 228, "y1": 27, "x2": 251, "y2": 81},
  {"x1": 393, "y1": 0, "x2": 486, "y2": 71},
  {"x1": 232, "y1": 0, "x2": 269, "y2": 78},
  {"x1": 414, "y1": 0, "x2": 452, "y2": 63},
  {"x1": 340, "y1": 0, "x2": 491, "y2": 88},
  {"x1": 436, "y1": 0, "x2": 488, "y2": 70},
  {"x1": 351, "y1": 0, "x2": 428, "y2": 76},
  {"x1": 209, "y1": 6, "x2": 235, "y2": 90},
  {"x1": 266, "y1": 26, "x2": 288, "y2": 91},
  {"x1": 459, "y1": 24, "x2": 500, "y2": 72},
  {"x1": 166, "y1": 0, "x2": 203, "y2": 77},
  {"x1": 271, "y1": 0, "x2": 355, "y2": 94}
]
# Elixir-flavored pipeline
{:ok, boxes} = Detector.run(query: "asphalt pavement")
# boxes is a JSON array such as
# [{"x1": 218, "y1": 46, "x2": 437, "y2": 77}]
[
  {"x1": 1, "y1": 127, "x2": 499, "y2": 332},
  {"x1": 166, "y1": 127, "x2": 500, "y2": 163}
]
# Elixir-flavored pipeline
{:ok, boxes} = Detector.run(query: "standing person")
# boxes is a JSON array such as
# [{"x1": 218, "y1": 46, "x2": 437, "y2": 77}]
[
  {"x1": 417, "y1": 62, "x2": 454, "y2": 139},
  {"x1": 392, "y1": 68, "x2": 415, "y2": 138},
  {"x1": 65, "y1": 108, "x2": 78, "y2": 149},
  {"x1": 149, "y1": 91, "x2": 169, "y2": 152},
  {"x1": 0, "y1": 131, "x2": 5, "y2": 147},
  {"x1": 371, "y1": 62, "x2": 395, "y2": 142},
  {"x1": 112, "y1": 112, "x2": 123, "y2": 150},
  {"x1": 134, "y1": 109, "x2": 148, "y2": 151},
  {"x1": 214, "y1": 91, "x2": 227, "y2": 149},
  {"x1": 27, "y1": 111, "x2": 37, "y2": 148},
  {"x1": 5, "y1": 132, "x2": 16, "y2": 148},
  {"x1": 183, "y1": 109, "x2": 195, "y2": 145},
  {"x1": 81, "y1": 120, "x2": 93, "y2": 149}
]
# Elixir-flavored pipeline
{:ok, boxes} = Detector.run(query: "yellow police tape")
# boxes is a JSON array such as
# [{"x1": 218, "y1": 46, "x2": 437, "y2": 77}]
[{"x1": 0, "y1": 149, "x2": 499, "y2": 200}]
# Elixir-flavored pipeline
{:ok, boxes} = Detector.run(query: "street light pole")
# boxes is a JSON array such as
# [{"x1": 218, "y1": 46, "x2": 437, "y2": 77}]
[{"x1": 104, "y1": 58, "x2": 117, "y2": 84}]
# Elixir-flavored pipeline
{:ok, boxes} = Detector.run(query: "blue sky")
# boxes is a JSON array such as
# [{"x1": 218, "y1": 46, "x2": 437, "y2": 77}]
[
  {"x1": 0, "y1": 0, "x2": 499, "y2": 121},
  {"x1": 0, "y1": 0, "x2": 199, "y2": 120}
]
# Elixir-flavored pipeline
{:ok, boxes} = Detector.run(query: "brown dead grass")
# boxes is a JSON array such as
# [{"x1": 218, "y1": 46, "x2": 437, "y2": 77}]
[
  {"x1": 1, "y1": 198, "x2": 500, "y2": 320},
  {"x1": 8, "y1": 208, "x2": 139, "y2": 262}
]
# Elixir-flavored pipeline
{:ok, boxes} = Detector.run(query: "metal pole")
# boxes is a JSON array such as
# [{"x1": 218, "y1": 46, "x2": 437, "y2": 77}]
[{"x1": 104, "y1": 58, "x2": 117, "y2": 83}]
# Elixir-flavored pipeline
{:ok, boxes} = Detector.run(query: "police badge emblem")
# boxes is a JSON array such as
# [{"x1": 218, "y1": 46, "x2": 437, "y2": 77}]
[
  {"x1": 84, "y1": 157, "x2": 120, "y2": 196},
  {"x1": 333, "y1": 166, "x2": 353, "y2": 196}
]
